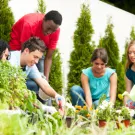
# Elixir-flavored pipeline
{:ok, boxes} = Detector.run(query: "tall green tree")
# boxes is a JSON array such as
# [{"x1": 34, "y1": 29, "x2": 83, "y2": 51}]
[
  {"x1": 98, "y1": 18, "x2": 119, "y2": 69},
  {"x1": 49, "y1": 49, "x2": 63, "y2": 94},
  {"x1": 67, "y1": 4, "x2": 95, "y2": 94},
  {"x1": 37, "y1": 0, "x2": 46, "y2": 13},
  {"x1": 0, "y1": 0, "x2": 14, "y2": 42},
  {"x1": 36, "y1": 0, "x2": 63, "y2": 93},
  {"x1": 98, "y1": 18, "x2": 125, "y2": 107}
]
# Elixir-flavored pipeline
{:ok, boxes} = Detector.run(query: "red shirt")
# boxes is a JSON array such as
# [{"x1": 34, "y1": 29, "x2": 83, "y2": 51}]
[{"x1": 9, "y1": 13, "x2": 60, "y2": 50}]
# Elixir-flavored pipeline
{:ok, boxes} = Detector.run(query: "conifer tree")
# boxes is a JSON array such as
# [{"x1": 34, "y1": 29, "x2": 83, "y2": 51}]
[
  {"x1": 98, "y1": 18, "x2": 125, "y2": 107},
  {"x1": 0, "y1": 0, "x2": 14, "y2": 42},
  {"x1": 37, "y1": 0, "x2": 46, "y2": 13},
  {"x1": 36, "y1": 0, "x2": 63, "y2": 93},
  {"x1": 98, "y1": 18, "x2": 119, "y2": 68},
  {"x1": 49, "y1": 49, "x2": 63, "y2": 94},
  {"x1": 67, "y1": 4, "x2": 95, "y2": 93}
]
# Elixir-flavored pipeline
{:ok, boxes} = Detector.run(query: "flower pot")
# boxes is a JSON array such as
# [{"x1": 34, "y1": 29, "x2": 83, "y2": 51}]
[
  {"x1": 65, "y1": 116, "x2": 74, "y2": 128},
  {"x1": 122, "y1": 119, "x2": 130, "y2": 127},
  {"x1": 99, "y1": 120, "x2": 106, "y2": 127}
]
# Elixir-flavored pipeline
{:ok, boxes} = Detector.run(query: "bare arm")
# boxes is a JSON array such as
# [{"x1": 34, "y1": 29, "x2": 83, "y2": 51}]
[
  {"x1": 124, "y1": 76, "x2": 133, "y2": 105},
  {"x1": 34, "y1": 77, "x2": 57, "y2": 98},
  {"x1": 109, "y1": 73, "x2": 117, "y2": 104},
  {"x1": 44, "y1": 49, "x2": 54, "y2": 81},
  {"x1": 81, "y1": 73, "x2": 92, "y2": 108}
]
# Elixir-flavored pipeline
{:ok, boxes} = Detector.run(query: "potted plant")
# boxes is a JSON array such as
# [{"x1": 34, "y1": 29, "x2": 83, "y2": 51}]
[
  {"x1": 96, "y1": 100, "x2": 115, "y2": 127},
  {"x1": 64, "y1": 103, "x2": 75, "y2": 128},
  {"x1": 116, "y1": 106, "x2": 133, "y2": 128}
]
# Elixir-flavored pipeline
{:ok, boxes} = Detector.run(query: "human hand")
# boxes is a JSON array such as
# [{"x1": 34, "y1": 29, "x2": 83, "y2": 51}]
[
  {"x1": 55, "y1": 94, "x2": 65, "y2": 116},
  {"x1": 55, "y1": 94, "x2": 65, "y2": 107},
  {"x1": 126, "y1": 100, "x2": 135, "y2": 109},
  {"x1": 41, "y1": 104, "x2": 57, "y2": 114}
]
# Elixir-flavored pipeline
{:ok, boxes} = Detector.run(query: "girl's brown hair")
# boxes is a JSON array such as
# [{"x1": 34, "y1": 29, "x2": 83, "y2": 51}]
[
  {"x1": 90, "y1": 48, "x2": 108, "y2": 64},
  {"x1": 126, "y1": 40, "x2": 135, "y2": 70}
]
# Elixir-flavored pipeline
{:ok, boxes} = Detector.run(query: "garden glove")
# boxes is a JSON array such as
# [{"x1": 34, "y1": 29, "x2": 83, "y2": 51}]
[
  {"x1": 41, "y1": 104, "x2": 57, "y2": 114},
  {"x1": 55, "y1": 94, "x2": 65, "y2": 116},
  {"x1": 126, "y1": 100, "x2": 135, "y2": 109},
  {"x1": 55, "y1": 94, "x2": 65, "y2": 107}
]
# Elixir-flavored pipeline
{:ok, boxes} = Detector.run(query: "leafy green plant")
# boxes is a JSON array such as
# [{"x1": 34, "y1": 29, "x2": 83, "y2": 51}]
[
  {"x1": 75, "y1": 105, "x2": 91, "y2": 119},
  {"x1": 0, "y1": 61, "x2": 42, "y2": 112},
  {"x1": 96, "y1": 100, "x2": 116, "y2": 121},
  {"x1": 119, "y1": 106, "x2": 131, "y2": 120}
]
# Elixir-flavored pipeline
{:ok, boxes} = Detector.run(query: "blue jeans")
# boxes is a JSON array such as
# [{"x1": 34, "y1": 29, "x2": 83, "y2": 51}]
[
  {"x1": 26, "y1": 56, "x2": 45, "y2": 93},
  {"x1": 26, "y1": 78, "x2": 39, "y2": 94},
  {"x1": 70, "y1": 85, "x2": 85, "y2": 106},
  {"x1": 70, "y1": 85, "x2": 99, "y2": 107}
]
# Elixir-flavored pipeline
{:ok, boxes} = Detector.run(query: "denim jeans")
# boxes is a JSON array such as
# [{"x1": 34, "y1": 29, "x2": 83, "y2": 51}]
[
  {"x1": 26, "y1": 78, "x2": 39, "y2": 94},
  {"x1": 26, "y1": 56, "x2": 45, "y2": 93},
  {"x1": 70, "y1": 85, "x2": 85, "y2": 106},
  {"x1": 70, "y1": 85, "x2": 99, "y2": 107}
]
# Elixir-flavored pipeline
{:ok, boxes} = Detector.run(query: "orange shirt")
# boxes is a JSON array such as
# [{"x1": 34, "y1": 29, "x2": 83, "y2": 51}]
[{"x1": 9, "y1": 13, "x2": 60, "y2": 50}]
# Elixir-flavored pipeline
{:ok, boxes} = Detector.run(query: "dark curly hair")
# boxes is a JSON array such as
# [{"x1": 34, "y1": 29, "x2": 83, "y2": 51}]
[
  {"x1": 44, "y1": 10, "x2": 62, "y2": 25},
  {"x1": 0, "y1": 40, "x2": 10, "y2": 60}
]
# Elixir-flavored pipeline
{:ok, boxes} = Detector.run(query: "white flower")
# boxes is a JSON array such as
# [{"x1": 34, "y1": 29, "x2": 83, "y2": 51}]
[
  {"x1": 116, "y1": 110, "x2": 121, "y2": 114},
  {"x1": 99, "y1": 105, "x2": 105, "y2": 110},
  {"x1": 129, "y1": 109, "x2": 135, "y2": 117},
  {"x1": 66, "y1": 102, "x2": 75, "y2": 111}
]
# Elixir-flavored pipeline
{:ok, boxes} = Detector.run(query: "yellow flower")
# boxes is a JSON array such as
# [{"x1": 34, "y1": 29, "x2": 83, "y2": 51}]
[
  {"x1": 75, "y1": 110, "x2": 79, "y2": 113},
  {"x1": 86, "y1": 113, "x2": 90, "y2": 117},
  {"x1": 95, "y1": 109, "x2": 98, "y2": 113},
  {"x1": 89, "y1": 107, "x2": 93, "y2": 111},
  {"x1": 75, "y1": 105, "x2": 82, "y2": 110},
  {"x1": 83, "y1": 106, "x2": 87, "y2": 110},
  {"x1": 118, "y1": 94, "x2": 123, "y2": 100}
]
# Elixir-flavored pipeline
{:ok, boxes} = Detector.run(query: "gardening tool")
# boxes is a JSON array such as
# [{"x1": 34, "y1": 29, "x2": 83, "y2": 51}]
[{"x1": 122, "y1": 85, "x2": 135, "y2": 101}]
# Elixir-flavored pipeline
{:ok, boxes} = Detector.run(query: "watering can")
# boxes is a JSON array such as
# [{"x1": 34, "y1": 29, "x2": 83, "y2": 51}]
[{"x1": 122, "y1": 85, "x2": 135, "y2": 101}]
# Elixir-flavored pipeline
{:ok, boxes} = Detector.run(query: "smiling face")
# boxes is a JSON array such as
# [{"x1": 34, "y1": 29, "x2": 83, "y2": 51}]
[
  {"x1": 23, "y1": 48, "x2": 43, "y2": 67},
  {"x1": 42, "y1": 20, "x2": 59, "y2": 35},
  {"x1": 92, "y1": 58, "x2": 106, "y2": 74},
  {"x1": 128, "y1": 45, "x2": 135, "y2": 64}
]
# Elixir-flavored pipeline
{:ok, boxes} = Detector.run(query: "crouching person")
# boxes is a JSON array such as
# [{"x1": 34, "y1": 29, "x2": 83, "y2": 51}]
[
  {"x1": 70, "y1": 48, "x2": 117, "y2": 108},
  {"x1": 8, "y1": 37, "x2": 65, "y2": 114}
]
